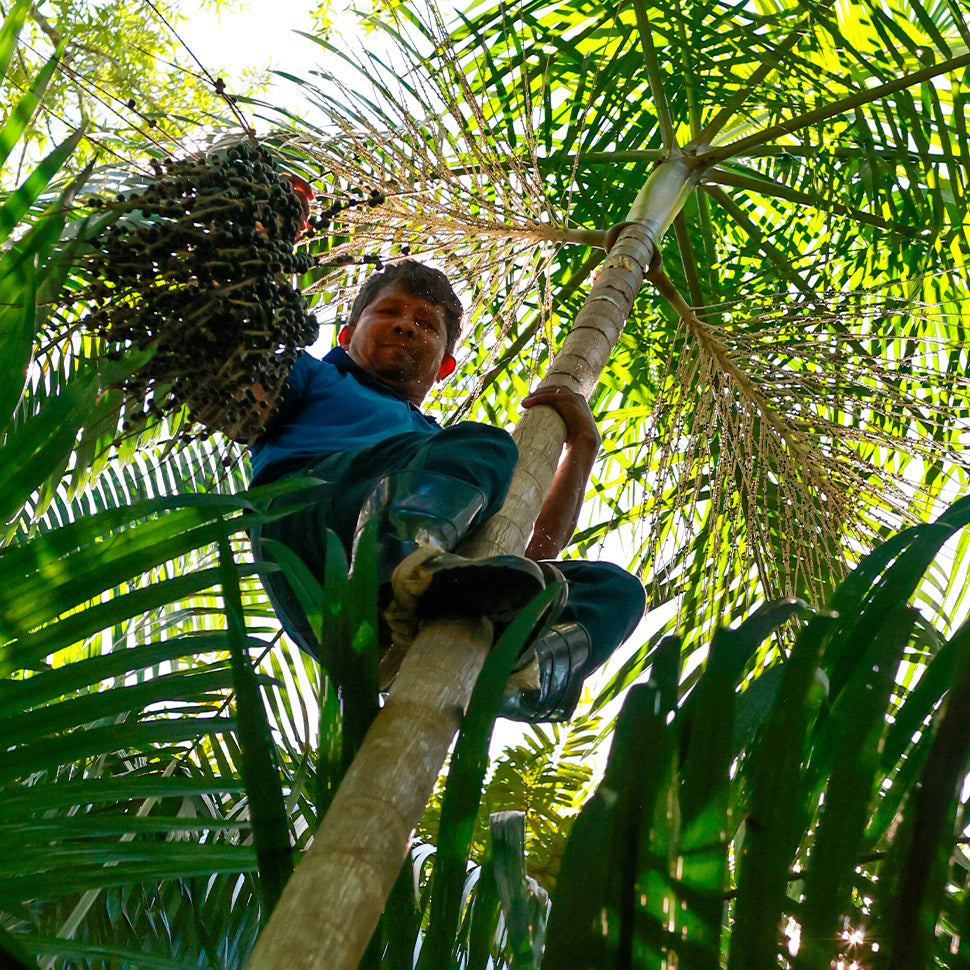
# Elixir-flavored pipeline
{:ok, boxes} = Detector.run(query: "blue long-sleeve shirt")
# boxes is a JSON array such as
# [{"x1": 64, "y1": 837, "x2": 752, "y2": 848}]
[{"x1": 249, "y1": 347, "x2": 440, "y2": 484}]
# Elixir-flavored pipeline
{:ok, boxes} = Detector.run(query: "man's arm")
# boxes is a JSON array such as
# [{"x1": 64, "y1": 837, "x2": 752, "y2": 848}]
[{"x1": 521, "y1": 386, "x2": 600, "y2": 561}]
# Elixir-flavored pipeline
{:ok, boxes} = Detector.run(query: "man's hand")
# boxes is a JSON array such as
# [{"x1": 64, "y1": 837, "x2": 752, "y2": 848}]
[
  {"x1": 523, "y1": 384, "x2": 600, "y2": 561},
  {"x1": 522, "y1": 385, "x2": 600, "y2": 452}
]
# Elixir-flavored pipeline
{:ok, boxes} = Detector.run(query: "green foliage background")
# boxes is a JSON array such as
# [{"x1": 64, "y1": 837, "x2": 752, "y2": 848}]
[{"x1": 1, "y1": 0, "x2": 969, "y2": 966}]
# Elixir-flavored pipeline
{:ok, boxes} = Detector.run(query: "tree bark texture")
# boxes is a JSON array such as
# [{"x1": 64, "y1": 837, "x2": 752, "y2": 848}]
[
  {"x1": 248, "y1": 617, "x2": 492, "y2": 970},
  {"x1": 468, "y1": 158, "x2": 696, "y2": 558},
  {"x1": 247, "y1": 157, "x2": 697, "y2": 970}
]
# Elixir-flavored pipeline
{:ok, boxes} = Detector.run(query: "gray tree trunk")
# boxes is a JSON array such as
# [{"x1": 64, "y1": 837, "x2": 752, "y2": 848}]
[{"x1": 247, "y1": 157, "x2": 697, "y2": 970}]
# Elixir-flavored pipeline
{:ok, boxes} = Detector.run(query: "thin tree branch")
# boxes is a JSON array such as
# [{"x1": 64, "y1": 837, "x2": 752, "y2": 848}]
[
  {"x1": 15, "y1": 29, "x2": 188, "y2": 159},
  {"x1": 27, "y1": 3, "x2": 60, "y2": 44},
  {"x1": 1, "y1": 68, "x2": 141, "y2": 170},
  {"x1": 706, "y1": 51, "x2": 970, "y2": 164},
  {"x1": 631, "y1": 0, "x2": 677, "y2": 154},
  {"x1": 140, "y1": 0, "x2": 255, "y2": 136},
  {"x1": 704, "y1": 167, "x2": 918, "y2": 236}
]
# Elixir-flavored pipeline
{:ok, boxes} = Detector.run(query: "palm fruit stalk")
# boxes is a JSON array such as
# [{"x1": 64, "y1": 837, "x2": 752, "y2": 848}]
[{"x1": 81, "y1": 139, "x2": 319, "y2": 443}]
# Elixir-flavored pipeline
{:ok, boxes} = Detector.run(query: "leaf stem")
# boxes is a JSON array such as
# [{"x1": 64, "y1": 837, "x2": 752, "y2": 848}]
[
  {"x1": 631, "y1": 0, "x2": 677, "y2": 154},
  {"x1": 691, "y1": 0, "x2": 836, "y2": 150},
  {"x1": 678, "y1": 16, "x2": 702, "y2": 140},
  {"x1": 706, "y1": 51, "x2": 970, "y2": 164},
  {"x1": 556, "y1": 145, "x2": 970, "y2": 165},
  {"x1": 672, "y1": 212, "x2": 706, "y2": 310},
  {"x1": 703, "y1": 168, "x2": 916, "y2": 236}
]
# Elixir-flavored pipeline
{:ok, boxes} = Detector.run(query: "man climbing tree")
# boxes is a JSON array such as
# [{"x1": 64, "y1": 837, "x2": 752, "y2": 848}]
[{"x1": 249, "y1": 260, "x2": 645, "y2": 721}]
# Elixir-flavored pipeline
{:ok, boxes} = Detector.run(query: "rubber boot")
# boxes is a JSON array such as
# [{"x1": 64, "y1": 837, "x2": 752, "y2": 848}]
[
  {"x1": 500, "y1": 622, "x2": 593, "y2": 722},
  {"x1": 353, "y1": 470, "x2": 546, "y2": 623}
]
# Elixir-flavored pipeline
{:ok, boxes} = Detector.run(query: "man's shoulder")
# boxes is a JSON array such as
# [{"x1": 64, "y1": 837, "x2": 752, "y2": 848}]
[
  {"x1": 292, "y1": 347, "x2": 339, "y2": 374},
  {"x1": 287, "y1": 346, "x2": 438, "y2": 426},
  {"x1": 285, "y1": 347, "x2": 343, "y2": 389}
]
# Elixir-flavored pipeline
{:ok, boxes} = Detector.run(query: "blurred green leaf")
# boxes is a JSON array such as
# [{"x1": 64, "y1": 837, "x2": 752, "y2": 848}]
[
  {"x1": 490, "y1": 810, "x2": 546, "y2": 970},
  {"x1": 418, "y1": 585, "x2": 560, "y2": 970},
  {"x1": 219, "y1": 533, "x2": 293, "y2": 914}
]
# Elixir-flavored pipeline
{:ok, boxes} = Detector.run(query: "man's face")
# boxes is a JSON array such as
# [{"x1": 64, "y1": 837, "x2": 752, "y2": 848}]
[{"x1": 339, "y1": 283, "x2": 456, "y2": 405}]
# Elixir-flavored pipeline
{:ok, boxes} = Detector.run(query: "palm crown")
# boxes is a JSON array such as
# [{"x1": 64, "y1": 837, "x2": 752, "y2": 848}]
[{"x1": 279, "y1": 0, "x2": 970, "y2": 638}]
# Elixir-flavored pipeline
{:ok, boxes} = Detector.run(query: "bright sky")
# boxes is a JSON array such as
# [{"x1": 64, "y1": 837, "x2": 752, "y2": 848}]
[{"x1": 175, "y1": 1, "x2": 377, "y2": 102}]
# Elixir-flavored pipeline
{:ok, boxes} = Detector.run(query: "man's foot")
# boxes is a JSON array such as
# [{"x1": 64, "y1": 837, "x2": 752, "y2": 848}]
[
  {"x1": 500, "y1": 622, "x2": 592, "y2": 723},
  {"x1": 390, "y1": 545, "x2": 546, "y2": 621},
  {"x1": 378, "y1": 546, "x2": 546, "y2": 684},
  {"x1": 378, "y1": 550, "x2": 557, "y2": 688}
]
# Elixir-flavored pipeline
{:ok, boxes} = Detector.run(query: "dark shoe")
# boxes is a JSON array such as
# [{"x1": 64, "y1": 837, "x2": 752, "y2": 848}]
[
  {"x1": 482, "y1": 559, "x2": 568, "y2": 645},
  {"x1": 390, "y1": 546, "x2": 546, "y2": 623},
  {"x1": 500, "y1": 622, "x2": 593, "y2": 722},
  {"x1": 379, "y1": 547, "x2": 546, "y2": 689},
  {"x1": 416, "y1": 558, "x2": 566, "y2": 626},
  {"x1": 355, "y1": 470, "x2": 546, "y2": 624}
]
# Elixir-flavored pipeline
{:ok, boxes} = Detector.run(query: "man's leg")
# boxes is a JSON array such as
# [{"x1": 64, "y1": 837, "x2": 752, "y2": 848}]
[
  {"x1": 325, "y1": 422, "x2": 520, "y2": 555},
  {"x1": 250, "y1": 477, "x2": 342, "y2": 665},
  {"x1": 502, "y1": 560, "x2": 646, "y2": 722},
  {"x1": 345, "y1": 423, "x2": 548, "y2": 623},
  {"x1": 253, "y1": 423, "x2": 536, "y2": 667},
  {"x1": 553, "y1": 561, "x2": 646, "y2": 666}
]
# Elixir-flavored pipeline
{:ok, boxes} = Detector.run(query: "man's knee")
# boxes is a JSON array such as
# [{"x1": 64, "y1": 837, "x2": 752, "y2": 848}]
[
  {"x1": 555, "y1": 559, "x2": 646, "y2": 650},
  {"x1": 559, "y1": 559, "x2": 644, "y2": 607},
  {"x1": 436, "y1": 422, "x2": 518, "y2": 467},
  {"x1": 415, "y1": 423, "x2": 518, "y2": 515},
  {"x1": 595, "y1": 561, "x2": 647, "y2": 618}
]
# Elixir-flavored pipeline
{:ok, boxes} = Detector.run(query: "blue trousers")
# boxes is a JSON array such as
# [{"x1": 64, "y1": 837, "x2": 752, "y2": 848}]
[{"x1": 252, "y1": 423, "x2": 645, "y2": 671}]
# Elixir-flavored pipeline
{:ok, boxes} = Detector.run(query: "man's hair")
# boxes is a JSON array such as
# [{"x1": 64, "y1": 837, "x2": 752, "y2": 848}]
[{"x1": 347, "y1": 260, "x2": 463, "y2": 352}]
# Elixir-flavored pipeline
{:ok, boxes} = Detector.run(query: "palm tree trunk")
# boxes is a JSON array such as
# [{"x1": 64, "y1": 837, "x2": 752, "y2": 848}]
[{"x1": 246, "y1": 157, "x2": 697, "y2": 970}]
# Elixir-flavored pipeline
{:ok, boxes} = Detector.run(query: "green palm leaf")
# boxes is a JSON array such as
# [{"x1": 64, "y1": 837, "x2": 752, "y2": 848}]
[{"x1": 264, "y1": 0, "x2": 970, "y2": 653}]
